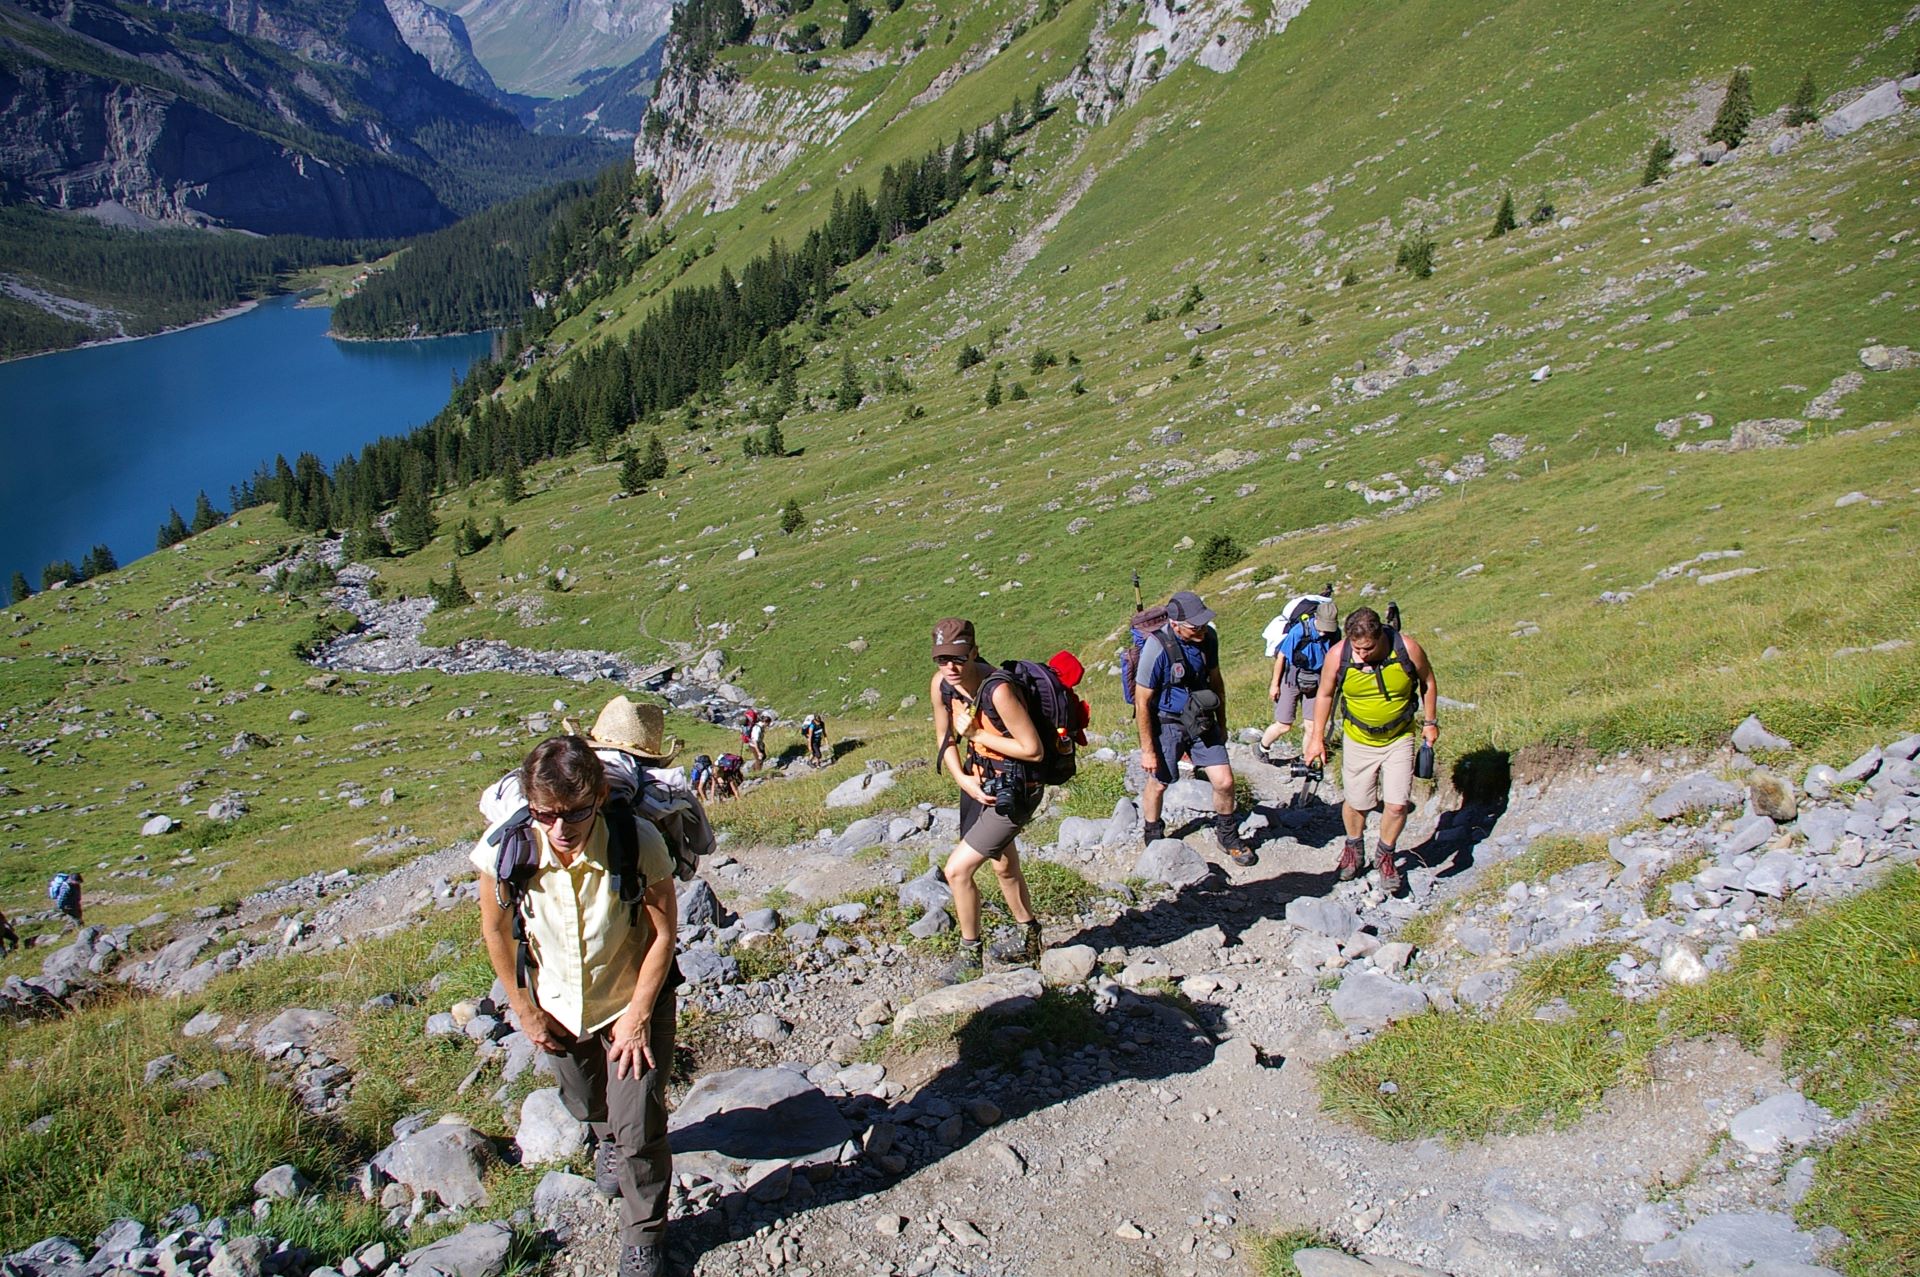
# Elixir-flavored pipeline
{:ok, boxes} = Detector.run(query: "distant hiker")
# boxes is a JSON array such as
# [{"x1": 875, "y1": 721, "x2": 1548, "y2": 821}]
[
  {"x1": 1302, "y1": 606, "x2": 1440, "y2": 895},
  {"x1": 689, "y1": 753, "x2": 716, "y2": 803},
  {"x1": 1131, "y1": 591, "x2": 1254, "y2": 867},
  {"x1": 929, "y1": 618, "x2": 1048, "y2": 981},
  {"x1": 473, "y1": 734, "x2": 679, "y2": 1277},
  {"x1": 1260, "y1": 591, "x2": 1339, "y2": 761},
  {"x1": 800, "y1": 713, "x2": 828, "y2": 765},
  {"x1": 742, "y1": 709, "x2": 767, "y2": 770},
  {"x1": 714, "y1": 753, "x2": 746, "y2": 800},
  {"x1": 0, "y1": 907, "x2": 18, "y2": 954},
  {"x1": 48, "y1": 871, "x2": 83, "y2": 927}
]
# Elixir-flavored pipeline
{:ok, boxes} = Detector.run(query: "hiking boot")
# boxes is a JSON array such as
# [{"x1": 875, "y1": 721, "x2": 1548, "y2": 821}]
[
  {"x1": 1336, "y1": 838, "x2": 1364, "y2": 881},
  {"x1": 942, "y1": 939, "x2": 984, "y2": 984},
  {"x1": 1376, "y1": 846, "x2": 1403, "y2": 895},
  {"x1": 1141, "y1": 819, "x2": 1166, "y2": 847},
  {"x1": 595, "y1": 1135, "x2": 622, "y2": 1196},
  {"x1": 619, "y1": 1243, "x2": 664, "y2": 1277},
  {"x1": 1016, "y1": 919, "x2": 1044, "y2": 965},
  {"x1": 1215, "y1": 813, "x2": 1256, "y2": 868}
]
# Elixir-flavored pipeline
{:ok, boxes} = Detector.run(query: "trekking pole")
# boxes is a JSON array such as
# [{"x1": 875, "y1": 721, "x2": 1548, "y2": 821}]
[{"x1": 1131, "y1": 570, "x2": 1142, "y2": 613}]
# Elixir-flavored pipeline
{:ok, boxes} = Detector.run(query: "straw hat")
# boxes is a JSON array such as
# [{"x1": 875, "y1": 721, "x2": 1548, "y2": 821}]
[{"x1": 568, "y1": 695, "x2": 681, "y2": 762}]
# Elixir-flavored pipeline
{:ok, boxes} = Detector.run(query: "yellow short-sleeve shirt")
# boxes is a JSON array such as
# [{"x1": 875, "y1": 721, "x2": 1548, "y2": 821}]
[{"x1": 470, "y1": 811, "x2": 673, "y2": 1037}]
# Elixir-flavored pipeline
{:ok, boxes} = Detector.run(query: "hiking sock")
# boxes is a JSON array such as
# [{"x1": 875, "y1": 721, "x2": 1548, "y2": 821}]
[
  {"x1": 1215, "y1": 812, "x2": 1256, "y2": 866},
  {"x1": 1375, "y1": 841, "x2": 1403, "y2": 890},
  {"x1": 1337, "y1": 836, "x2": 1365, "y2": 880}
]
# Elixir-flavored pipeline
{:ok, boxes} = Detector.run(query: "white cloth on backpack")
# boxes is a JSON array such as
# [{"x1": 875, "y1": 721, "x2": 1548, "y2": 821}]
[
  {"x1": 1263, "y1": 594, "x2": 1330, "y2": 656},
  {"x1": 479, "y1": 749, "x2": 715, "y2": 881}
]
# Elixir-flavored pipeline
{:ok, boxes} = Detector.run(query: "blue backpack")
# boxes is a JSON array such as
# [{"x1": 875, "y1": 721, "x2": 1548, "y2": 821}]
[{"x1": 1280, "y1": 617, "x2": 1336, "y2": 694}]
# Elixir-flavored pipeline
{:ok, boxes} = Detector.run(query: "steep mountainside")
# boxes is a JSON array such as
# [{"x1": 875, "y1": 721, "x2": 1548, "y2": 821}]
[
  {"x1": 530, "y1": 37, "x2": 664, "y2": 136},
  {"x1": 0, "y1": 0, "x2": 618, "y2": 236},
  {"x1": 440, "y1": 0, "x2": 672, "y2": 97},
  {"x1": 382, "y1": 0, "x2": 516, "y2": 107}
]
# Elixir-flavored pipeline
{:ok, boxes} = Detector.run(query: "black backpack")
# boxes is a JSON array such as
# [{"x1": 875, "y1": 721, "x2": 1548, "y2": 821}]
[
  {"x1": 980, "y1": 659, "x2": 1083, "y2": 785},
  {"x1": 487, "y1": 794, "x2": 647, "y2": 990}
]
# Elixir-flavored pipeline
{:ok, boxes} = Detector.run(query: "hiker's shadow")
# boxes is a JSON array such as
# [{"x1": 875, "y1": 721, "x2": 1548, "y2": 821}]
[
  {"x1": 668, "y1": 978, "x2": 1227, "y2": 1264},
  {"x1": 1400, "y1": 747, "x2": 1512, "y2": 887}
]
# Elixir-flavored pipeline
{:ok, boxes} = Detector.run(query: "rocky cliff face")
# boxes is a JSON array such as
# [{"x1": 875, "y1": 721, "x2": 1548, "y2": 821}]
[
  {"x1": 446, "y1": 0, "x2": 673, "y2": 98},
  {"x1": 0, "y1": 63, "x2": 448, "y2": 236},
  {"x1": 1061, "y1": 0, "x2": 1310, "y2": 124},
  {"x1": 382, "y1": 0, "x2": 506, "y2": 104}
]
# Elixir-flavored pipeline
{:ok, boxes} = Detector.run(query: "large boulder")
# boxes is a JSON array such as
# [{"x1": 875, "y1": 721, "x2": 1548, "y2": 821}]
[
  {"x1": 1039, "y1": 944, "x2": 1097, "y2": 988},
  {"x1": 254, "y1": 1008, "x2": 339, "y2": 1053},
  {"x1": 1133, "y1": 838, "x2": 1210, "y2": 889},
  {"x1": 668, "y1": 1067, "x2": 854, "y2": 1188},
  {"x1": 892, "y1": 969, "x2": 1045, "y2": 1036},
  {"x1": 371, "y1": 1120, "x2": 496, "y2": 1209},
  {"x1": 677, "y1": 878, "x2": 722, "y2": 928},
  {"x1": 825, "y1": 768, "x2": 896, "y2": 809},
  {"x1": 1285, "y1": 897, "x2": 1358, "y2": 939},
  {"x1": 1160, "y1": 777, "x2": 1217, "y2": 814},
  {"x1": 399, "y1": 1221, "x2": 513, "y2": 1277},
  {"x1": 833, "y1": 818, "x2": 888, "y2": 855},
  {"x1": 1821, "y1": 81, "x2": 1904, "y2": 137},
  {"x1": 1728, "y1": 1092, "x2": 1829, "y2": 1156},
  {"x1": 1731, "y1": 715, "x2": 1793, "y2": 754},
  {"x1": 1669, "y1": 1211, "x2": 1821, "y2": 1273},
  {"x1": 1055, "y1": 816, "x2": 1109, "y2": 852},
  {"x1": 898, "y1": 867, "x2": 953, "y2": 914},
  {"x1": 1330, "y1": 970, "x2": 1428, "y2": 1030},
  {"x1": 40, "y1": 930, "x2": 107, "y2": 984},
  {"x1": 515, "y1": 1088, "x2": 588, "y2": 1165},
  {"x1": 531, "y1": 1171, "x2": 604, "y2": 1222}
]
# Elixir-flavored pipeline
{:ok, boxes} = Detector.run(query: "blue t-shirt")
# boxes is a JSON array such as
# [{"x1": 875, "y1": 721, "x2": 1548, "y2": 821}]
[{"x1": 1135, "y1": 625, "x2": 1217, "y2": 716}]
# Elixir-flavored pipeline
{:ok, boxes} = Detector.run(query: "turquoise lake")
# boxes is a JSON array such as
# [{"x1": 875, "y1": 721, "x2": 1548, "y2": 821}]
[{"x1": 0, "y1": 296, "x2": 493, "y2": 586}]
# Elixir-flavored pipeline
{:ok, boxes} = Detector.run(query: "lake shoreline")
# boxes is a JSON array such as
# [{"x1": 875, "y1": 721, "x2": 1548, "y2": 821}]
[{"x1": 1, "y1": 298, "x2": 262, "y2": 366}]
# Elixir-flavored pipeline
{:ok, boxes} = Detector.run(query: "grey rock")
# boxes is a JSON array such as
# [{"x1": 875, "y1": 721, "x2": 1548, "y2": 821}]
[
  {"x1": 824, "y1": 768, "x2": 896, "y2": 809},
  {"x1": 1039, "y1": 944, "x2": 1097, "y2": 987},
  {"x1": 399, "y1": 1221, "x2": 513, "y2": 1277},
  {"x1": 1055, "y1": 815, "x2": 1109, "y2": 851},
  {"x1": 531, "y1": 1171, "x2": 603, "y2": 1221},
  {"x1": 678, "y1": 947, "x2": 738, "y2": 986},
  {"x1": 254, "y1": 1008, "x2": 338, "y2": 1052},
  {"x1": 1796, "y1": 808, "x2": 1847, "y2": 855},
  {"x1": 893, "y1": 969, "x2": 1045, "y2": 1034},
  {"x1": 1133, "y1": 838, "x2": 1210, "y2": 889},
  {"x1": 744, "y1": 1013, "x2": 790, "y2": 1042},
  {"x1": 93, "y1": 1219, "x2": 151, "y2": 1260},
  {"x1": 898, "y1": 868, "x2": 953, "y2": 914},
  {"x1": 1161, "y1": 777, "x2": 1217, "y2": 814},
  {"x1": 206, "y1": 795, "x2": 248, "y2": 823},
  {"x1": 738, "y1": 909, "x2": 780, "y2": 933},
  {"x1": 252, "y1": 1163, "x2": 309, "y2": 1200},
  {"x1": 1837, "y1": 746, "x2": 1883, "y2": 784},
  {"x1": 371, "y1": 1120, "x2": 495, "y2": 1209},
  {"x1": 1732, "y1": 715, "x2": 1793, "y2": 753},
  {"x1": 1330, "y1": 970, "x2": 1428, "y2": 1029},
  {"x1": 886, "y1": 817, "x2": 920, "y2": 843},
  {"x1": 1671, "y1": 1211, "x2": 1820, "y2": 1272},
  {"x1": 206, "y1": 1236, "x2": 272, "y2": 1277},
  {"x1": 181, "y1": 1010, "x2": 223, "y2": 1038},
  {"x1": 676, "y1": 878, "x2": 721, "y2": 927},
  {"x1": 515, "y1": 1088, "x2": 587, "y2": 1165},
  {"x1": 819, "y1": 903, "x2": 868, "y2": 925},
  {"x1": 140, "y1": 815, "x2": 178, "y2": 837},
  {"x1": 1651, "y1": 773, "x2": 1742, "y2": 820},
  {"x1": 907, "y1": 907, "x2": 952, "y2": 939},
  {"x1": 1291, "y1": 1252, "x2": 1385, "y2": 1277},
  {"x1": 1285, "y1": 897, "x2": 1358, "y2": 939},
  {"x1": 1287, "y1": 932, "x2": 1340, "y2": 973},
  {"x1": 668, "y1": 1067, "x2": 853, "y2": 1186},
  {"x1": 1729, "y1": 1091, "x2": 1830, "y2": 1155},
  {"x1": 1749, "y1": 771, "x2": 1797, "y2": 822},
  {"x1": 1661, "y1": 942, "x2": 1709, "y2": 986},
  {"x1": 1723, "y1": 815, "x2": 1777, "y2": 858},
  {"x1": 1699, "y1": 141, "x2": 1728, "y2": 164},
  {"x1": 783, "y1": 922, "x2": 821, "y2": 946},
  {"x1": 1803, "y1": 764, "x2": 1841, "y2": 799},
  {"x1": 13, "y1": 1238, "x2": 87, "y2": 1272},
  {"x1": 834, "y1": 818, "x2": 888, "y2": 855},
  {"x1": 1821, "y1": 81, "x2": 1904, "y2": 138},
  {"x1": 1485, "y1": 1195, "x2": 1560, "y2": 1240},
  {"x1": 1620, "y1": 1202, "x2": 1675, "y2": 1245},
  {"x1": 423, "y1": 1012, "x2": 459, "y2": 1038},
  {"x1": 1373, "y1": 941, "x2": 1415, "y2": 972},
  {"x1": 144, "y1": 1054, "x2": 177, "y2": 1085},
  {"x1": 1768, "y1": 130, "x2": 1799, "y2": 157},
  {"x1": 1886, "y1": 734, "x2": 1920, "y2": 762},
  {"x1": 1457, "y1": 970, "x2": 1513, "y2": 1007},
  {"x1": 1742, "y1": 850, "x2": 1803, "y2": 898}
]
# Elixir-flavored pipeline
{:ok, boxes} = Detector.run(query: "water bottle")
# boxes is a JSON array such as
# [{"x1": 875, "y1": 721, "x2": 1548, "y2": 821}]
[{"x1": 1414, "y1": 740, "x2": 1435, "y2": 781}]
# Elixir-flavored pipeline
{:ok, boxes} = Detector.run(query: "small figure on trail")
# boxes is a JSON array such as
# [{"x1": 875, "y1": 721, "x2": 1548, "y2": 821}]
[
  {"x1": 1302, "y1": 605, "x2": 1440, "y2": 896},
  {"x1": 799, "y1": 712, "x2": 829, "y2": 765},
  {"x1": 689, "y1": 753, "x2": 716, "y2": 803},
  {"x1": 48, "y1": 871, "x2": 83, "y2": 927},
  {"x1": 1260, "y1": 589, "x2": 1339, "y2": 763},
  {"x1": 0, "y1": 907, "x2": 18, "y2": 954},
  {"x1": 1128, "y1": 591, "x2": 1254, "y2": 867},
  {"x1": 742, "y1": 709, "x2": 767, "y2": 770},
  {"x1": 473, "y1": 734, "x2": 680, "y2": 1277},
  {"x1": 714, "y1": 753, "x2": 746, "y2": 800},
  {"x1": 929, "y1": 618, "x2": 1047, "y2": 982}
]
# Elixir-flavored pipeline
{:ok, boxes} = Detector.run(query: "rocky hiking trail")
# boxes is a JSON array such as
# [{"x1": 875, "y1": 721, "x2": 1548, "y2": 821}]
[{"x1": 7, "y1": 717, "x2": 1916, "y2": 1277}]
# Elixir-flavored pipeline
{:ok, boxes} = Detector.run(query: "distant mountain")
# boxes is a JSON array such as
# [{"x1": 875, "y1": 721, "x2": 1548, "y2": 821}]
[
  {"x1": 439, "y1": 0, "x2": 672, "y2": 98},
  {"x1": 0, "y1": 0, "x2": 623, "y2": 237},
  {"x1": 531, "y1": 37, "x2": 664, "y2": 137}
]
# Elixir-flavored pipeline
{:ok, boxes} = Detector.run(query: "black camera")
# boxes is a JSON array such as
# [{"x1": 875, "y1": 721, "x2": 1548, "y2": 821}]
[
  {"x1": 1287, "y1": 760, "x2": 1324, "y2": 782},
  {"x1": 978, "y1": 771, "x2": 1020, "y2": 815}
]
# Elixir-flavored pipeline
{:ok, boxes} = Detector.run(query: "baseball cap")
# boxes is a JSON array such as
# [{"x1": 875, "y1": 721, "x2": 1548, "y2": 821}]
[
  {"x1": 1166, "y1": 591, "x2": 1216, "y2": 627},
  {"x1": 931, "y1": 618, "x2": 976, "y2": 659}
]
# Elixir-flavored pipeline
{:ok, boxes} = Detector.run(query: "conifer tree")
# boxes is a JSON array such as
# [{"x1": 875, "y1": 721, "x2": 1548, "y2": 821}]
[
  {"x1": 346, "y1": 517, "x2": 391, "y2": 561},
  {"x1": 1785, "y1": 69, "x2": 1818, "y2": 127},
  {"x1": 1030, "y1": 83, "x2": 1047, "y2": 124},
  {"x1": 432, "y1": 562, "x2": 473, "y2": 607},
  {"x1": 620, "y1": 447, "x2": 648, "y2": 495},
  {"x1": 392, "y1": 472, "x2": 436, "y2": 553},
  {"x1": 498, "y1": 455, "x2": 526, "y2": 505},
  {"x1": 1641, "y1": 135, "x2": 1677, "y2": 186},
  {"x1": 41, "y1": 561, "x2": 76, "y2": 590},
  {"x1": 765, "y1": 421, "x2": 786, "y2": 457},
  {"x1": 641, "y1": 433, "x2": 669, "y2": 482},
  {"x1": 80, "y1": 544, "x2": 117, "y2": 578},
  {"x1": 837, "y1": 348, "x2": 861, "y2": 412},
  {"x1": 1007, "y1": 95, "x2": 1025, "y2": 131},
  {"x1": 985, "y1": 370, "x2": 1003, "y2": 407},
  {"x1": 489, "y1": 514, "x2": 508, "y2": 545},
  {"x1": 8, "y1": 572, "x2": 30, "y2": 605},
  {"x1": 780, "y1": 498, "x2": 806, "y2": 534},
  {"x1": 840, "y1": 0, "x2": 869, "y2": 47},
  {"x1": 189, "y1": 490, "x2": 225, "y2": 534},
  {"x1": 1706, "y1": 67, "x2": 1753, "y2": 148},
  {"x1": 157, "y1": 507, "x2": 188, "y2": 550},
  {"x1": 456, "y1": 518, "x2": 486, "y2": 555},
  {"x1": 1488, "y1": 189, "x2": 1518, "y2": 239}
]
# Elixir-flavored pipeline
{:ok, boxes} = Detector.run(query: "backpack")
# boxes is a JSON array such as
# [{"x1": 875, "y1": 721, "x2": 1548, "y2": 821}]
[
  {"x1": 1331, "y1": 623, "x2": 1422, "y2": 740},
  {"x1": 980, "y1": 658, "x2": 1084, "y2": 785},
  {"x1": 486, "y1": 794, "x2": 647, "y2": 990},
  {"x1": 718, "y1": 753, "x2": 744, "y2": 773},
  {"x1": 1280, "y1": 606, "x2": 1337, "y2": 695},
  {"x1": 1121, "y1": 606, "x2": 1207, "y2": 706},
  {"x1": 48, "y1": 872, "x2": 72, "y2": 903}
]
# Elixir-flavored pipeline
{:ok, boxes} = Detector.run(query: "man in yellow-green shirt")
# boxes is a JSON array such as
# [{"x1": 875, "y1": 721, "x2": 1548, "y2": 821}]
[
  {"x1": 1303, "y1": 606, "x2": 1439, "y2": 895},
  {"x1": 474, "y1": 736, "x2": 677, "y2": 1277}
]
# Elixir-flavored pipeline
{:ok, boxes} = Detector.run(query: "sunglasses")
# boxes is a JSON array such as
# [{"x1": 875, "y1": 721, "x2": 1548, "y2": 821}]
[
  {"x1": 529, "y1": 802, "x2": 598, "y2": 827},
  {"x1": 934, "y1": 654, "x2": 969, "y2": 667}
]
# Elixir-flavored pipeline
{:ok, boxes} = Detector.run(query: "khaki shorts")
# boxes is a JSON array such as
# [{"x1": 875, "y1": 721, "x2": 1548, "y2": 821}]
[{"x1": 1342, "y1": 734, "x2": 1415, "y2": 810}]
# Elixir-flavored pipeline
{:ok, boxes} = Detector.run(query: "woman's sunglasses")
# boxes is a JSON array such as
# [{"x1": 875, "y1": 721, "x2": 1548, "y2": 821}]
[
  {"x1": 529, "y1": 802, "x2": 598, "y2": 827},
  {"x1": 934, "y1": 654, "x2": 969, "y2": 667}
]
